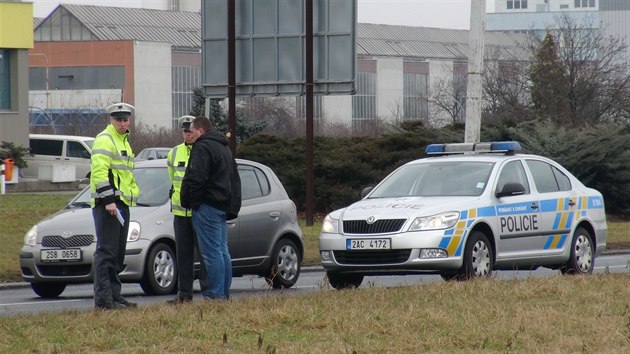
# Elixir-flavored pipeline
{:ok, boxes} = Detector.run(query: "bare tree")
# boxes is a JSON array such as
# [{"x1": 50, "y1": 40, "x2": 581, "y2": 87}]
[{"x1": 528, "y1": 14, "x2": 630, "y2": 125}]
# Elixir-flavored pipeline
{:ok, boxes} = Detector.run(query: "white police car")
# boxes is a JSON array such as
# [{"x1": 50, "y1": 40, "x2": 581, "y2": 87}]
[{"x1": 319, "y1": 141, "x2": 607, "y2": 289}]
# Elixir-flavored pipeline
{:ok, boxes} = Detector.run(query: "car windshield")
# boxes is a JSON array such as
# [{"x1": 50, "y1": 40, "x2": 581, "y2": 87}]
[
  {"x1": 368, "y1": 161, "x2": 495, "y2": 198},
  {"x1": 84, "y1": 139, "x2": 94, "y2": 150},
  {"x1": 68, "y1": 166, "x2": 170, "y2": 207}
]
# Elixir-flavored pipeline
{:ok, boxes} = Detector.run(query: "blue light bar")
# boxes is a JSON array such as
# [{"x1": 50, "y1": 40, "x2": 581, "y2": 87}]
[{"x1": 425, "y1": 141, "x2": 522, "y2": 155}]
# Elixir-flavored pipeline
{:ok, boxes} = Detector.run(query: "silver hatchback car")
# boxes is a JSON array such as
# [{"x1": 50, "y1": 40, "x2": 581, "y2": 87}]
[
  {"x1": 319, "y1": 141, "x2": 607, "y2": 289},
  {"x1": 20, "y1": 159, "x2": 304, "y2": 298}
]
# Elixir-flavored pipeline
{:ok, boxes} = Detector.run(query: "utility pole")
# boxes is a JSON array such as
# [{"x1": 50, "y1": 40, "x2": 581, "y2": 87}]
[{"x1": 464, "y1": 0, "x2": 486, "y2": 143}]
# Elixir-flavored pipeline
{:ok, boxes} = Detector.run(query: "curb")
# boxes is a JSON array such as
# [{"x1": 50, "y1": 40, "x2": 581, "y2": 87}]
[{"x1": 3, "y1": 250, "x2": 628, "y2": 291}]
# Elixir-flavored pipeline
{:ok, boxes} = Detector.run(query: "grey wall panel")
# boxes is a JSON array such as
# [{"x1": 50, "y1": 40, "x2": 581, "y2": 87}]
[{"x1": 202, "y1": 0, "x2": 356, "y2": 97}]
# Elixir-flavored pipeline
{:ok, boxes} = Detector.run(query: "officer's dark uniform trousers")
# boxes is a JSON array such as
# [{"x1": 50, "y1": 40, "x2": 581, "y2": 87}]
[
  {"x1": 174, "y1": 215, "x2": 208, "y2": 298},
  {"x1": 93, "y1": 201, "x2": 129, "y2": 306}
]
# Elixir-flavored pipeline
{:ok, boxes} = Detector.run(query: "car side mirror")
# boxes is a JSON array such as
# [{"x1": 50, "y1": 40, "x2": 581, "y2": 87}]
[
  {"x1": 496, "y1": 182, "x2": 526, "y2": 198},
  {"x1": 360, "y1": 186, "x2": 374, "y2": 198}
]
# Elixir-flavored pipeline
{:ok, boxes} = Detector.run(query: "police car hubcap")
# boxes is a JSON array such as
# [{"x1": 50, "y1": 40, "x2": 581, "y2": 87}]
[
  {"x1": 575, "y1": 235, "x2": 593, "y2": 272},
  {"x1": 471, "y1": 241, "x2": 491, "y2": 276}
]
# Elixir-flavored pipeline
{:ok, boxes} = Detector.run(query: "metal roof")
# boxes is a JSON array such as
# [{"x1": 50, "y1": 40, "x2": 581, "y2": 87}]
[
  {"x1": 39, "y1": 5, "x2": 529, "y2": 60},
  {"x1": 58, "y1": 4, "x2": 201, "y2": 50}
]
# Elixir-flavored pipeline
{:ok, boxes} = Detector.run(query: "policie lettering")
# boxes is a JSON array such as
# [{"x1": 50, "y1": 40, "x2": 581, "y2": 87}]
[{"x1": 500, "y1": 214, "x2": 538, "y2": 233}]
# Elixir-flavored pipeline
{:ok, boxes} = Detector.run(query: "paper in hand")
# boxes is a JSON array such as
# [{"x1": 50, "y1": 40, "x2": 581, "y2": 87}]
[{"x1": 116, "y1": 208, "x2": 125, "y2": 226}]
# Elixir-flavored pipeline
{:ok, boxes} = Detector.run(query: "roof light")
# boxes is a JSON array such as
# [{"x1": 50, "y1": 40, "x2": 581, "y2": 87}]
[{"x1": 425, "y1": 141, "x2": 521, "y2": 155}]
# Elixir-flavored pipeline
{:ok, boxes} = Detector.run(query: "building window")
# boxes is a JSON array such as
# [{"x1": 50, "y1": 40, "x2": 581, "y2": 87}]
[
  {"x1": 507, "y1": 0, "x2": 528, "y2": 10},
  {"x1": 0, "y1": 49, "x2": 10, "y2": 110},
  {"x1": 575, "y1": 0, "x2": 596, "y2": 8},
  {"x1": 403, "y1": 73, "x2": 428, "y2": 120},
  {"x1": 172, "y1": 65, "x2": 201, "y2": 125},
  {"x1": 352, "y1": 71, "x2": 377, "y2": 129}
]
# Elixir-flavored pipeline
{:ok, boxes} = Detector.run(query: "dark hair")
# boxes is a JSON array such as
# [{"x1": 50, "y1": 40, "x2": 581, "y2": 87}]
[{"x1": 192, "y1": 116, "x2": 212, "y2": 132}]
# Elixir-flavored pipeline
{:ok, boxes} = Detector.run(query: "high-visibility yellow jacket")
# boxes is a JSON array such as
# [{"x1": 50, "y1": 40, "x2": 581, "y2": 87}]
[
  {"x1": 167, "y1": 142, "x2": 192, "y2": 217},
  {"x1": 90, "y1": 124, "x2": 139, "y2": 207}
]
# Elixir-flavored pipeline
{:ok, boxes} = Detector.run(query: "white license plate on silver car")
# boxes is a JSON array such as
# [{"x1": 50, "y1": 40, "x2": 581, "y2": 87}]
[
  {"x1": 41, "y1": 249, "x2": 81, "y2": 262},
  {"x1": 346, "y1": 238, "x2": 391, "y2": 250}
]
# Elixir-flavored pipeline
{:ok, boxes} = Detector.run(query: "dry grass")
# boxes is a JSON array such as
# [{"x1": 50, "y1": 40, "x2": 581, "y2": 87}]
[{"x1": 2, "y1": 274, "x2": 630, "y2": 352}]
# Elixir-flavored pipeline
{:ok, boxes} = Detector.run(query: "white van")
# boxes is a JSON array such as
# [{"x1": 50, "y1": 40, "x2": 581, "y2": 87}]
[{"x1": 22, "y1": 134, "x2": 94, "y2": 180}]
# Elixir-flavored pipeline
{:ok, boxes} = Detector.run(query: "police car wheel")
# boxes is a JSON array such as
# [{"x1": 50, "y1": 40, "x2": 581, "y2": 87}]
[
  {"x1": 139, "y1": 242, "x2": 177, "y2": 295},
  {"x1": 561, "y1": 227, "x2": 594, "y2": 275},
  {"x1": 326, "y1": 271, "x2": 364, "y2": 290},
  {"x1": 31, "y1": 282, "x2": 66, "y2": 298},
  {"x1": 459, "y1": 231, "x2": 493, "y2": 280}
]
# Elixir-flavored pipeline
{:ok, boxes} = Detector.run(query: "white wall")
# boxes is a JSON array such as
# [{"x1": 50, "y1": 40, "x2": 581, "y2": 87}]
[
  {"x1": 376, "y1": 58, "x2": 403, "y2": 122},
  {"x1": 321, "y1": 95, "x2": 352, "y2": 125},
  {"x1": 29, "y1": 89, "x2": 123, "y2": 110},
  {"x1": 133, "y1": 41, "x2": 173, "y2": 129}
]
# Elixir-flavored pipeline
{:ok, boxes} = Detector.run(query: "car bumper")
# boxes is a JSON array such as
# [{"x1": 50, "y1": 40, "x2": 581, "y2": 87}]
[
  {"x1": 19, "y1": 238, "x2": 152, "y2": 284},
  {"x1": 319, "y1": 230, "x2": 463, "y2": 273}
]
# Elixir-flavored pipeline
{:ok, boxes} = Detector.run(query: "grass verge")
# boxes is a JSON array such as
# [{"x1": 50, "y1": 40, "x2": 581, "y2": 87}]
[{"x1": 2, "y1": 274, "x2": 630, "y2": 352}]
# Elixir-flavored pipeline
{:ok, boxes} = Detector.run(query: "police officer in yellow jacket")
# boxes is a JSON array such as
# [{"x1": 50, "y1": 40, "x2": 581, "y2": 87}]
[
  {"x1": 166, "y1": 115, "x2": 209, "y2": 304},
  {"x1": 91, "y1": 102, "x2": 140, "y2": 310}
]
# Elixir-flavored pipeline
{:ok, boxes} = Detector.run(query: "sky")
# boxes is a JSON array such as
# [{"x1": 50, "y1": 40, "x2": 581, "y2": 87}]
[{"x1": 30, "y1": 0, "x2": 496, "y2": 30}]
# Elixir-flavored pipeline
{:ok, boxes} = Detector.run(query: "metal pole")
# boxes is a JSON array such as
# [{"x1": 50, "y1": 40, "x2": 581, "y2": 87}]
[
  {"x1": 305, "y1": 0, "x2": 314, "y2": 226},
  {"x1": 464, "y1": 0, "x2": 485, "y2": 143},
  {"x1": 227, "y1": 0, "x2": 237, "y2": 154}
]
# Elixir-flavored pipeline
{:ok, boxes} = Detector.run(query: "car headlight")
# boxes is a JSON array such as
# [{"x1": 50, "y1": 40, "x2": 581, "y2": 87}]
[
  {"x1": 409, "y1": 212, "x2": 460, "y2": 231},
  {"x1": 321, "y1": 215, "x2": 339, "y2": 233},
  {"x1": 24, "y1": 225, "x2": 37, "y2": 246},
  {"x1": 127, "y1": 221, "x2": 141, "y2": 242}
]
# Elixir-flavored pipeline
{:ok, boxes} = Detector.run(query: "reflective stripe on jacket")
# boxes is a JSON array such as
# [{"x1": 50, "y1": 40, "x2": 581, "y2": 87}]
[
  {"x1": 90, "y1": 124, "x2": 140, "y2": 207},
  {"x1": 167, "y1": 142, "x2": 192, "y2": 217}
]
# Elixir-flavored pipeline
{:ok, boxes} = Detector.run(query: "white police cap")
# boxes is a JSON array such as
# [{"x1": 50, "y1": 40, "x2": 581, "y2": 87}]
[
  {"x1": 106, "y1": 102, "x2": 135, "y2": 118},
  {"x1": 178, "y1": 115, "x2": 195, "y2": 131}
]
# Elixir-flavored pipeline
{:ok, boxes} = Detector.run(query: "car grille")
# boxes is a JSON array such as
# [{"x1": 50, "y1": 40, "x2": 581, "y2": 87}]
[
  {"x1": 37, "y1": 264, "x2": 91, "y2": 277},
  {"x1": 42, "y1": 235, "x2": 93, "y2": 248},
  {"x1": 343, "y1": 219, "x2": 406, "y2": 234},
  {"x1": 333, "y1": 249, "x2": 412, "y2": 265}
]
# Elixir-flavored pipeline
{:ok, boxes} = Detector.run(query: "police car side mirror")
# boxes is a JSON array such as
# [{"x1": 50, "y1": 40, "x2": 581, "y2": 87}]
[
  {"x1": 496, "y1": 182, "x2": 526, "y2": 198},
  {"x1": 361, "y1": 186, "x2": 374, "y2": 198}
]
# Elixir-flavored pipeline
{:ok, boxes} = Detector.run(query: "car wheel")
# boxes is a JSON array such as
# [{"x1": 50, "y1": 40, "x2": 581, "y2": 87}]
[
  {"x1": 139, "y1": 242, "x2": 177, "y2": 295},
  {"x1": 561, "y1": 227, "x2": 594, "y2": 275},
  {"x1": 266, "y1": 239, "x2": 301, "y2": 289},
  {"x1": 326, "y1": 271, "x2": 364, "y2": 290},
  {"x1": 458, "y1": 230, "x2": 493, "y2": 280},
  {"x1": 31, "y1": 282, "x2": 66, "y2": 298}
]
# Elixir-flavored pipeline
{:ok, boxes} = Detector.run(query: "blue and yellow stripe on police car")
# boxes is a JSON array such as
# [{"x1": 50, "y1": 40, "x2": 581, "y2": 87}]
[{"x1": 439, "y1": 207, "x2": 485, "y2": 257}]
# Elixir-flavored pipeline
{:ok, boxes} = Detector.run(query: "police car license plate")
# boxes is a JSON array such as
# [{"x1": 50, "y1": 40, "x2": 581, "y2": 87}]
[
  {"x1": 346, "y1": 238, "x2": 391, "y2": 250},
  {"x1": 41, "y1": 249, "x2": 81, "y2": 262}
]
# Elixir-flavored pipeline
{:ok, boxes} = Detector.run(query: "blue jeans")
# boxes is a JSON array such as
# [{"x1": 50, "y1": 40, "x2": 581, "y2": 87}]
[{"x1": 192, "y1": 203, "x2": 231, "y2": 299}]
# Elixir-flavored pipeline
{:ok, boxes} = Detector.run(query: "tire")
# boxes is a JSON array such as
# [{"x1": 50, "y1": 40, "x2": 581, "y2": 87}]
[
  {"x1": 561, "y1": 227, "x2": 594, "y2": 275},
  {"x1": 31, "y1": 282, "x2": 66, "y2": 298},
  {"x1": 326, "y1": 271, "x2": 364, "y2": 290},
  {"x1": 458, "y1": 230, "x2": 493, "y2": 280},
  {"x1": 266, "y1": 239, "x2": 301, "y2": 289},
  {"x1": 140, "y1": 242, "x2": 177, "y2": 295}
]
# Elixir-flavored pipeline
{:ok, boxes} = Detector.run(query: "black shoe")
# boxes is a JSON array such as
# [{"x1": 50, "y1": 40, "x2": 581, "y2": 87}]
[
  {"x1": 166, "y1": 296, "x2": 192, "y2": 305},
  {"x1": 95, "y1": 302, "x2": 126, "y2": 310},
  {"x1": 114, "y1": 298, "x2": 138, "y2": 308}
]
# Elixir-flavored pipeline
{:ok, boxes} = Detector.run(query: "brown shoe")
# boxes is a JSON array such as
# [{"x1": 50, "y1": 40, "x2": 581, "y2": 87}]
[{"x1": 166, "y1": 296, "x2": 192, "y2": 305}]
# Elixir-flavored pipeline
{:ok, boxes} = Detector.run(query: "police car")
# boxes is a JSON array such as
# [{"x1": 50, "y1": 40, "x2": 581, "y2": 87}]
[{"x1": 319, "y1": 141, "x2": 607, "y2": 289}]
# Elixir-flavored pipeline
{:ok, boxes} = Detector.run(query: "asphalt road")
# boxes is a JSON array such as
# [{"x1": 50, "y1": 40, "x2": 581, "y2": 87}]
[{"x1": 2, "y1": 253, "x2": 629, "y2": 317}]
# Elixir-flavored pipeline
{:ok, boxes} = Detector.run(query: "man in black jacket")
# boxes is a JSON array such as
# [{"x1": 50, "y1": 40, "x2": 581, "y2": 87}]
[{"x1": 180, "y1": 116, "x2": 241, "y2": 300}]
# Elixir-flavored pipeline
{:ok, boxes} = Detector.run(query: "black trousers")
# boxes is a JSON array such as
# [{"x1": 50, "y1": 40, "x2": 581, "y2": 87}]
[
  {"x1": 92, "y1": 202, "x2": 129, "y2": 306},
  {"x1": 174, "y1": 215, "x2": 208, "y2": 298}
]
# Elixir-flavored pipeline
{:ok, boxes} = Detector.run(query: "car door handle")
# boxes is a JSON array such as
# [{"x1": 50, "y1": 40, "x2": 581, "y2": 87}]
[
  {"x1": 530, "y1": 203, "x2": 539, "y2": 210},
  {"x1": 269, "y1": 211, "x2": 281, "y2": 218},
  {"x1": 568, "y1": 200, "x2": 576, "y2": 207}
]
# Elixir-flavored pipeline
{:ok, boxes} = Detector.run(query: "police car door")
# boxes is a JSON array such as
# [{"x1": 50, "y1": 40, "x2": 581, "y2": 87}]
[
  {"x1": 524, "y1": 159, "x2": 576, "y2": 257},
  {"x1": 494, "y1": 160, "x2": 543, "y2": 260}
]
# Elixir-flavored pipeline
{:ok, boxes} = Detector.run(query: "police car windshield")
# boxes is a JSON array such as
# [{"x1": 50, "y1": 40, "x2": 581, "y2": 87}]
[{"x1": 368, "y1": 161, "x2": 495, "y2": 198}]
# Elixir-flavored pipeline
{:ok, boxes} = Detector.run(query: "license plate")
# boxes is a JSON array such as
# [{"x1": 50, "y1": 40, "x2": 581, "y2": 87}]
[
  {"x1": 41, "y1": 249, "x2": 81, "y2": 262},
  {"x1": 346, "y1": 238, "x2": 391, "y2": 250}
]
